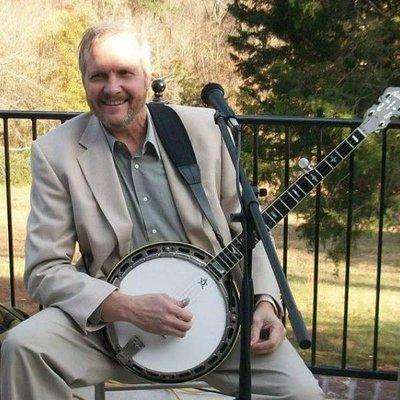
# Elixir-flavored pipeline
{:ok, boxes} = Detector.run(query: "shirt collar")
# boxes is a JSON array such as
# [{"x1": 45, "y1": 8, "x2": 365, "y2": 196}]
[{"x1": 101, "y1": 107, "x2": 161, "y2": 159}]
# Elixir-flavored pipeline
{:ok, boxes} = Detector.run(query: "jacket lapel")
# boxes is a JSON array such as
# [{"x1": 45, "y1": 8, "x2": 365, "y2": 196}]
[{"x1": 77, "y1": 115, "x2": 132, "y2": 257}]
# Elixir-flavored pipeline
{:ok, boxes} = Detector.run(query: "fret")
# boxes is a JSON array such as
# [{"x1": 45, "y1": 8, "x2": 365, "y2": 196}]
[
  {"x1": 275, "y1": 205, "x2": 286, "y2": 217},
  {"x1": 351, "y1": 128, "x2": 366, "y2": 143},
  {"x1": 289, "y1": 185, "x2": 305, "y2": 200},
  {"x1": 336, "y1": 140, "x2": 354, "y2": 158},
  {"x1": 287, "y1": 185, "x2": 304, "y2": 204},
  {"x1": 273, "y1": 199, "x2": 290, "y2": 216},
  {"x1": 219, "y1": 250, "x2": 234, "y2": 265},
  {"x1": 229, "y1": 243, "x2": 243, "y2": 259},
  {"x1": 325, "y1": 150, "x2": 342, "y2": 168},
  {"x1": 215, "y1": 253, "x2": 232, "y2": 270},
  {"x1": 297, "y1": 176, "x2": 314, "y2": 193},
  {"x1": 207, "y1": 262, "x2": 223, "y2": 279},
  {"x1": 213, "y1": 258, "x2": 229, "y2": 275},
  {"x1": 307, "y1": 170, "x2": 322, "y2": 185},
  {"x1": 265, "y1": 211, "x2": 278, "y2": 223},
  {"x1": 345, "y1": 138, "x2": 355, "y2": 149},
  {"x1": 213, "y1": 258, "x2": 228, "y2": 272},
  {"x1": 332, "y1": 149, "x2": 343, "y2": 160},
  {"x1": 228, "y1": 249, "x2": 241, "y2": 264},
  {"x1": 293, "y1": 183, "x2": 306, "y2": 195},
  {"x1": 224, "y1": 247, "x2": 240, "y2": 264},
  {"x1": 270, "y1": 206, "x2": 283, "y2": 219},
  {"x1": 304, "y1": 176, "x2": 315, "y2": 186},
  {"x1": 350, "y1": 134, "x2": 359, "y2": 144},
  {"x1": 231, "y1": 238, "x2": 243, "y2": 253},
  {"x1": 276, "y1": 198, "x2": 290, "y2": 211},
  {"x1": 281, "y1": 192, "x2": 298, "y2": 209},
  {"x1": 316, "y1": 160, "x2": 333, "y2": 178},
  {"x1": 324, "y1": 158, "x2": 334, "y2": 169},
  {"x1": 263, "y1": 211, "x2": 276, "y2": 229},
  {"x1": 314, "y1": 168, "x2": 324, "y2": 178},
  {"x1": 263, "y1": 214, "x2": 276, "y2": 230}
]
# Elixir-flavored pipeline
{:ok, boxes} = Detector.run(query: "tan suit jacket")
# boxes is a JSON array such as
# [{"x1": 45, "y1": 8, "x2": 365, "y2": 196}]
[{"x1": 25, "y1": 105, "x2": 281, "y2": 333}]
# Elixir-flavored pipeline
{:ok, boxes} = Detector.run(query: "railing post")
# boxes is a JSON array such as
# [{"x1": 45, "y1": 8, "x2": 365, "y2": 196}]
[{"x1": 3, "y1": 117, "x2": 15, "y2": 306}]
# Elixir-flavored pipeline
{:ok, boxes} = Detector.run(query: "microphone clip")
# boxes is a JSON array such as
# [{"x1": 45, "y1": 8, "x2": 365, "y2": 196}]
[{"x1": 213, "y1": 110, "x2": 241, "y2": 134}]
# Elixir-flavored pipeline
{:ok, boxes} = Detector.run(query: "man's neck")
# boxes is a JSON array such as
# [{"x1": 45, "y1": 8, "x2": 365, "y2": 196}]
[{"x1": 110, "y1": 107, "x2": 148, "y2": 155}]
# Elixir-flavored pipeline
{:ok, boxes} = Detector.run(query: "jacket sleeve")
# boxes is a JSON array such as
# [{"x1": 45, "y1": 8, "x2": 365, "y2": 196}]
[{"x1": 24, "y1": 141, "x2": 116, "y2": 333}]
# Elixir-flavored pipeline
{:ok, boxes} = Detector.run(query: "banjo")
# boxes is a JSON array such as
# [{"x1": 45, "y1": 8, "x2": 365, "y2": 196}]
[{"x1": 105, "y1": 87, "x2": 400, "y2": 383}]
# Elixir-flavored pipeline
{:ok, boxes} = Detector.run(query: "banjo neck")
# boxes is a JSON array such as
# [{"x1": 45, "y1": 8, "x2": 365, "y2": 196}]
[{"x1": 206, "y1": 87, "x2": 400, "y2": 281}]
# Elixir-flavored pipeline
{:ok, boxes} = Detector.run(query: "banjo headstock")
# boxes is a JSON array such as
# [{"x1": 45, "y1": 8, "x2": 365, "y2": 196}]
[{"x1": 360, "y1": 87, "x2": 400, "y2": 135}]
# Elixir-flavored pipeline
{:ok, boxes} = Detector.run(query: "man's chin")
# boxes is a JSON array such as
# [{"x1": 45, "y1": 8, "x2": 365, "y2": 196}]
[
  {"x1": 96, "y1": 114, "x2": 133, "y2": 132},
  {"x1": 103, "y1": 118, "x2": 128, "y2": 131}
]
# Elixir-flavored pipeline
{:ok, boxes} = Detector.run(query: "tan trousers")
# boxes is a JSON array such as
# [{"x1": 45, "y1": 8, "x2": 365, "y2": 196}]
[{"x1": 0, "y1": 307, "x2": 324, "y2": 400}]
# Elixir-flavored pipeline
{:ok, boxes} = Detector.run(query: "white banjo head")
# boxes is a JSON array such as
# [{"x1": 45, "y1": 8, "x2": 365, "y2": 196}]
[{"x1": 106, "y1": 242, "x2": 239, "y2": 383}]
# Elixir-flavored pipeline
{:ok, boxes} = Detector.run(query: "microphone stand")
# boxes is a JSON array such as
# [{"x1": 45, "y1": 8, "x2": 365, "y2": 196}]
[{"x1": 213, "y1": 112, "x2": 311, "y2": 400}]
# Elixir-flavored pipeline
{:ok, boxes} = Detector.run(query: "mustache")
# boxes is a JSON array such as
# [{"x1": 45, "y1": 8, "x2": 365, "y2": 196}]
[{"x1": 100, "y1": 95, "x2": 130, "y2": 102}]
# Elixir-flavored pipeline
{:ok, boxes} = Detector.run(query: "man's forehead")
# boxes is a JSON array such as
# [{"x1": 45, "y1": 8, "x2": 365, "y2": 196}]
[{"x1": 86, "y1": 32, "x2": 143, "y2": 68}]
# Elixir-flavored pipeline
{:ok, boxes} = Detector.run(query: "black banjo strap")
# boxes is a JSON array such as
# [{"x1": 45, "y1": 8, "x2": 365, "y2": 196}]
[{"x1": 147, "y1": 102, "x2": 225, "y2": 249}]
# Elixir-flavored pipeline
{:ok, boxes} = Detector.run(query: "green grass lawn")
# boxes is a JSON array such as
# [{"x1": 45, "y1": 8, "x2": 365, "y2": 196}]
[
  {"x1": 272, "y1": 217, "x2": 399, "y2": 371},
  {"x1": 1, "y1": 184, "x2": 399, "y2": 371}
]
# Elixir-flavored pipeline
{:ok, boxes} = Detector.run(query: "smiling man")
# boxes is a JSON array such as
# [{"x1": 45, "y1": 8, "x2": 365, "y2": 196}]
[{"x1": 0, "y1": 22, "x2": 324, "y2": 400}]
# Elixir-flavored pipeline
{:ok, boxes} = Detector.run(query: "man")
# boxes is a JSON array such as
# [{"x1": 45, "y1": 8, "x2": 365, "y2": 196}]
[{"x1": 0, "y1": 22, "x2": 324, "y2": 399}]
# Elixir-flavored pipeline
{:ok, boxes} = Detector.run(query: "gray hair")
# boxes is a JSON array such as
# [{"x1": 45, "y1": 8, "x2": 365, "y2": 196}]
[{"x1": 78, "y1": 21, "x2": 151, "y2": 77}]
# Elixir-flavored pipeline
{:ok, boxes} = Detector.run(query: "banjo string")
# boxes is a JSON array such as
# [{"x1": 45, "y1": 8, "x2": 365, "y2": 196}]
[{"x1": 167, "y1": 255, "x2": 229, "y2": 304}]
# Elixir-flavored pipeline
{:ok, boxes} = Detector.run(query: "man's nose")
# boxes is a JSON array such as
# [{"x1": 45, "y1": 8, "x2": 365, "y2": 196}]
[{"x1": 103, "y1": 76, "x2": 122, "y2": 96}]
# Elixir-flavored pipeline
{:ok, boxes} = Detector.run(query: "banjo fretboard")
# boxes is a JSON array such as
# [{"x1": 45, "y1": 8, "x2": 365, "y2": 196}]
[{"x1": 205, "y1": 85, "x2": 400, "y2": 280}]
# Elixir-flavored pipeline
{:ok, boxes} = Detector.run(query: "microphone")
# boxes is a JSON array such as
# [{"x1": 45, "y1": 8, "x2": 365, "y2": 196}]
[{"x1": 200, "y1": 83, "x2": 239, "y2": 127}]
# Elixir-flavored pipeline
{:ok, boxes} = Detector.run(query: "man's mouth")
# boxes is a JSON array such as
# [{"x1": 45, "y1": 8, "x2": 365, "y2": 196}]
[{"x1": 101, "y1": 99, "x2": 128, "y2": 106}]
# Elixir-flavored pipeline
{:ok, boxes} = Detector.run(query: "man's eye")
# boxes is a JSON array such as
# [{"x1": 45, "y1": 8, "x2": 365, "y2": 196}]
[
  {"x1": 120, "y1": 70, "x2": 134, "y2": 77},
  {"x1": 90, "y1": 74, "x2": 103, "y2": 81}
]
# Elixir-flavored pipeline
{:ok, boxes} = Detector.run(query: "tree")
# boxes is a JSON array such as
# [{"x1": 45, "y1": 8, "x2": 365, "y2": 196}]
[
  {"x1": 36, "y1": 9, "x2": 92, "y2": 112},
  {"x1": 228, "y1": 0, "x2": 400, "y2": 263}
]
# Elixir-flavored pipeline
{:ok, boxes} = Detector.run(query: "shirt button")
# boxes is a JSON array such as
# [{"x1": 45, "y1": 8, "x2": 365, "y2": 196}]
[
  {"x1": 143, "y1": 196, "x2": 148, "y2": 202},
  {"x1": 151, "y1": 229, "x2": 157, "y2": 234},
  {"x1": 134, "y1": 164, "x2": 139, "y2": 169}
]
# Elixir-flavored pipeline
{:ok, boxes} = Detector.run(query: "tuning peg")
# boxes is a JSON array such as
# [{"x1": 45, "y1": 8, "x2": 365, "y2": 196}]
[{"x1": 298, "y1": 157, "x2": 313, "y2": 172}]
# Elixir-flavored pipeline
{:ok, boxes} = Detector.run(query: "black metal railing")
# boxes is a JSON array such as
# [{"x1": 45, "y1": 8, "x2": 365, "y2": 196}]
[{"x1": 1, "y1": 110, "x2": 398, "y2": 382}]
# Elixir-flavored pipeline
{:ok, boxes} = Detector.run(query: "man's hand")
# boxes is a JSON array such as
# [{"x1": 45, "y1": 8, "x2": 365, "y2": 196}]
[
  {"x1": 101, "y1": 291, "x2": 193, "y2": 337},
  {"x1": 250, "y1": 301, "x2": 286, "y2": 354}
]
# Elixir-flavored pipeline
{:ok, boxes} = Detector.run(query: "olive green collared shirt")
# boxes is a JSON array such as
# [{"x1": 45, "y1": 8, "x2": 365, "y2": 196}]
[
  {"x1": 102, "y1": 112, "x2": 188, "y2": 250},
  {"x1": 88, "y1": 112, "x2": 188, "y2": 325}
]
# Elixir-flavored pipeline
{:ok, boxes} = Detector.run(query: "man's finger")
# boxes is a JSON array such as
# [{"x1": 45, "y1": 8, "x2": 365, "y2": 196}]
[
  {"x1": 170, "y1": 296, "x2": 188, "y2": 308},
  {"x1": 179, "y1": 297, "x2": 190, "y2": 307},
  {"x1": 171, "y1": 299, "x2": 193, "y2": 321},
  {"x1": 268, "y1": 323, "x2": 285, "y2": 345},
  {"x1": 251, "y1": 323, "x2": 285, "y2": 354},
  {"x1": 251, "y1": 338, "x2": 275, "y2": 354},
  {"x1": 160, "y1": 314, "x2": 191, "y2": 336},
  {"x1": 171, "y1": 317, "x2": 192, "y2": 332},
  {"x1": 250, "y1": 318, "x2": 263, "y2": 345},
  {"x1": 163, "y1": 326, "x2": 188, "y2": 338}
]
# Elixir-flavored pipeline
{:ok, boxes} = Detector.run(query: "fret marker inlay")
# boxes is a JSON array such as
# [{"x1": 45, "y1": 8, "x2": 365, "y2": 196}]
[
  {"x1": 310, "y1": 174, "x2": 319, "y2": 182},
  {"x1": 330, "y1": 156, "x2": 338, "y2": 164}
]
